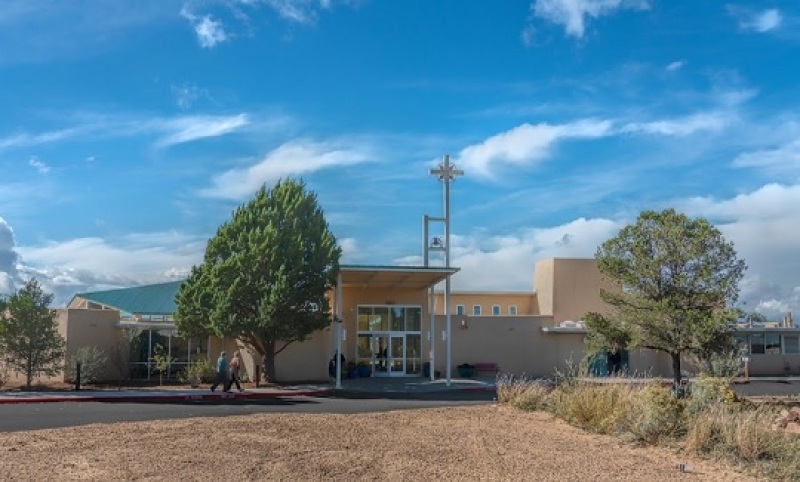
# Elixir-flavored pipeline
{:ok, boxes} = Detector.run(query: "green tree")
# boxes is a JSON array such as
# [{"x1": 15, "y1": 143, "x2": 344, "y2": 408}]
[
  {"x1": 587, "y1": 208, "x2": 746, "y2": 386},
  {"x1": 0, "y1": 279, "x2": 66, "y2": 391},
  {"x1": 175, "y1": 179, "x2": 341, "y2": 382}
]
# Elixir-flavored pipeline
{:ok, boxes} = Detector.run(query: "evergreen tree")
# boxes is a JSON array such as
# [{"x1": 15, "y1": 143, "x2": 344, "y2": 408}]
[
  {"x1": 0, "y1": 279, "x2": 66, "y2": 391},
  {"x1": 586, "y1": 208, "x2": 746, "y2": 386},
  {"x1": 175, "y1": 179, "x2": 341, "y2": 381}
]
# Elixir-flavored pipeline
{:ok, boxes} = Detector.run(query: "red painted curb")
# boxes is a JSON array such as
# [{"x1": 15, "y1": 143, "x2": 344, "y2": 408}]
[{"x1": 0, "y1": 388, "x2": 334, "y2": 405}]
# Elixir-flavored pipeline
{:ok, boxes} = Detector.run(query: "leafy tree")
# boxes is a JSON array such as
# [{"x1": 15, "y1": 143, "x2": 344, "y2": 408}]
[
  {"x1": 0, "y1": 279, "x2": 66, "y2": 391},
  {"x1": 586, "y1": 208, "x2": 746, "y2": 386},
  {"x1": 175, "y1": 179, "x2": 341, "y2": 381}
]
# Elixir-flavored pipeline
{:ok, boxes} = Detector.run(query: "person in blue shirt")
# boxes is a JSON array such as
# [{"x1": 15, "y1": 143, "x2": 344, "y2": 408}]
[{"x1": 210, "y1": 351, "x2": 228, "y2": 392}]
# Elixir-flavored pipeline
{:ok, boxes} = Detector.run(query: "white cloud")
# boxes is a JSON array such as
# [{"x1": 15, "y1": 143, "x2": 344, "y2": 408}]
[
  {"x1": 739, "y1": 8, "x2": 782, "y2": 33},
  {"x1": 172, "y1": 83, "x2": 206, "y2": 110},
  {"x1": 400, "y1": 218, "x2": 620, "y2": 291},
  {"x1": 0, "y1": 217, "x2": 23, "y2": 294},
  {"x1": 732, "y1": 139, "x2": 800, "y2": 174},
  {"x1": 181, "y1": 6, "x2": 229, "y2": 48},
  {"x1": 680, "y1": 183, "x2": 800, "y2": 223},
  {"x1": 0, "y1": 127, "x2": 86, "y2": 150},
  {"x1": 665, "y1": 60, "x2": 685, "y2": 72},
  {"x1": 265, "y1": 0, "x2": 319, "y2": 24},
  {"x1": 153, "y1": 113, "x2": 250, "y2": 147},
  {"x1": 621, "y1": 111, "x2": 733, "y2": 136},
  {"x1": 453, "y1": 119, "x2": 613, "y2": 179},
  {"x1": 530, "y1": 0, "x2": 649, "y2": 38},
  {"x1": 16, "y1": 230, "x2": 206, "y2": 306},
  {"x1": 521, "y1": 24, "x2": 536, "y2": 47},
  {"x1": 413, "y1": 181, "x2": 800, "y2": 320},
  {"x1": 28, "y1": 156, "x2": 50, "y2": 174},
  {"x1": 0, "y1": 112, "x2": 252, "y2": 150},
  {"x1": 200, "y1": 139, "x2": 374, "y2": 199},
  {"x1": 679, "y1": 183, "x2": 800, "y2": 319}
]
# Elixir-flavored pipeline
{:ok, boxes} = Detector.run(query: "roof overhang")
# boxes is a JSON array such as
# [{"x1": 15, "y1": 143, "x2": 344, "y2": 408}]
[{"x1": 339, "y1": 265, "x2": 459, "y2": 291}]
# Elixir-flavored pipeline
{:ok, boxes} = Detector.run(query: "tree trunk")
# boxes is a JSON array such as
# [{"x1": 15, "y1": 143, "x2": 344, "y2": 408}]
[
  {"x1": 26, "y1": 358, "x2": 32, "y2": 392},
  {"x1": 671, "y1": 352, "x2": 682, "y2": 386},
  {"x1": 263, "y1": 339, "x2": 276, "y2": 383}
]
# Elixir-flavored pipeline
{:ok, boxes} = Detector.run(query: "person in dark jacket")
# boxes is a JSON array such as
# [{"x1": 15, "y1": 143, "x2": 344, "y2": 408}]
[{"x1": 328, "y1": 352, "x2": 345, "y2": 382}]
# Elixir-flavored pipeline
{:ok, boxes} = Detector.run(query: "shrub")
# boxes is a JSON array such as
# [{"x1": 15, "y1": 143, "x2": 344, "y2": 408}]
[
  {"x1": 685, "y1": 376, "x2": 739, "y2": 417},
  {"x1": 685, "y1": 404, "x2": 800, "y2": 479},
  {"x1": 178, "y1": 358, "x2": 215, "y2": 387},
  {"x1": 624, "y1": 383, "x2": 686, "y2": 444},
  {"x1": 65, "y1": 346, "x2": 108, "y2": 384},
  {"x1": 550, "y1": 382, "x2": 635, "y2": 435},
  {"x1": 496, "y1": 374, "x2": 552, "y2": 411}
]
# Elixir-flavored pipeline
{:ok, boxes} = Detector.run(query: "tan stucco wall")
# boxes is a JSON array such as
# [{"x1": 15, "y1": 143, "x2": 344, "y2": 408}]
[
  {"x1": 57, "y1": 308, "x2": 125, "y2": 381},
  {"x1": 533, "y1": 258, "x2": 555, "y2": 316},
  {"x1": 550, "y1": 258, "x2": 617, "y2": 322},
  {"x1": 433, "y1": 292, "x2": 537, "y2": 316}
]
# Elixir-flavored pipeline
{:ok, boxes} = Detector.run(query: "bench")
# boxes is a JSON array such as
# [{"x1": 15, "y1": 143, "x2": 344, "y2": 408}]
[{"x1": 474, "y1": 362, "x2": 500, "y2": 376}]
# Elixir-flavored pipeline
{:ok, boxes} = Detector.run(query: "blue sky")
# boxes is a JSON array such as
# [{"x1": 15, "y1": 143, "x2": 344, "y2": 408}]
[{"x1": 1, "y1": 0, "x2": 799, "y2": 319}]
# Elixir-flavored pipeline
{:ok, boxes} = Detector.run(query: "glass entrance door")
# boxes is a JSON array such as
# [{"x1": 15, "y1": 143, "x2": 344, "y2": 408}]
[
  {"x1": 356, "y1": 305, "x2": 424, "y2": 377},
  {"x1": 369, "y1": 334, "x2": 409, "y2": 377},
  {"x1": 389, "y1": 335, "x2": 404, "y2": 375}
]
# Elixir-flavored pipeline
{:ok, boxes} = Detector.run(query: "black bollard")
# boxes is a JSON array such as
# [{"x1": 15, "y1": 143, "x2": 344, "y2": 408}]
[
  {"x1": 255, "y1": 365, "x2": 260, "y2": 388},
  {"x1": 75, "y1": 361, "x2": 82, "y2": 391}
]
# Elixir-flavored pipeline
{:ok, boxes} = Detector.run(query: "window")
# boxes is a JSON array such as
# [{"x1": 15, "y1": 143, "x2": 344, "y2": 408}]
[
  {"x1": 472, "y1": 305, "x2": 481, "y2": 316},
  {"x1": 456, "y1": 305, "x2": 465, "y2": 316},
  {"x1": 766, "y1": 334, "x2": 781, "y2": 355},
  {"x1": 491, "y1": 305, "x2": 501, "y2": 316},
  {"x1": 508, "y1": 305, "x2": 518, "y2": 316},
  {"x1": 784, "y1": 335, "x2": 800, "y2": 355},
  {"x1": 750, "y1": 334, "x2": 765, "y2": 354}
]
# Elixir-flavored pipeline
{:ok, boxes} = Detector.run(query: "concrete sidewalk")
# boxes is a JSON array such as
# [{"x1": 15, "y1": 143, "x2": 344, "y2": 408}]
[{"x1": 0, "y1": 377, "x2": 496, "y2": 404}]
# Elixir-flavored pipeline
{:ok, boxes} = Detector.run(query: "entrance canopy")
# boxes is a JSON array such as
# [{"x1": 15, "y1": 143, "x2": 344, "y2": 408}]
[{"x1": 339, "y1": 265, "x2": 459, "y2": 290}]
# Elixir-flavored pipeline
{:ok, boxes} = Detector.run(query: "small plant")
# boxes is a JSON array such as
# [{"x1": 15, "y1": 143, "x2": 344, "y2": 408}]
[
  {"x1": 65, "y1": 346, "x2": 108, "y2": 384},
  {"x1": 552, "y1": 356, "x2": 591, "y2": 390},
  {"x1": 151, "y1": 344, "x2": 174, "y2": 386},
  {"x1": 178, "y1": 358, "x2": 215, "y2": 387}
]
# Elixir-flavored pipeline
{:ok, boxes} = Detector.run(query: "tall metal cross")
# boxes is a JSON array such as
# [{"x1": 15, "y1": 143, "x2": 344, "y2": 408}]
[{"x1": 429, "y1": 154, "x2": 463, "y2": 386}]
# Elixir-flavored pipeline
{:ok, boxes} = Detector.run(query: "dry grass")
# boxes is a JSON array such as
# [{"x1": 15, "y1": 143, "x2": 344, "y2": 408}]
[{"x1": 498, "y1": 376, "x2": 800, "y2": 481}]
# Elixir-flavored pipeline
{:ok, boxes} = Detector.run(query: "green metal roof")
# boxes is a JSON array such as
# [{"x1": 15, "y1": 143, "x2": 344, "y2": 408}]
[{"x1": 76, "y1": 280, "x2": 184, "y2": 315}]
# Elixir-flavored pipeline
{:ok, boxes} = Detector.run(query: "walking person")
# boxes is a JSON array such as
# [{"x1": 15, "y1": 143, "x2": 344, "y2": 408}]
[
  {"x1": 227, "y1": 351, "x2": 244, "y2": 392},
  {"x1": 210, "y1": 350, "x2": 228, "y2": 392}
]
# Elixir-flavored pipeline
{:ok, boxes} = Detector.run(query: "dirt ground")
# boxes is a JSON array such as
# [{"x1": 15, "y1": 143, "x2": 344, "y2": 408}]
[{"x1": 0, "y1": 405, "x2": 760, "y2": 481}]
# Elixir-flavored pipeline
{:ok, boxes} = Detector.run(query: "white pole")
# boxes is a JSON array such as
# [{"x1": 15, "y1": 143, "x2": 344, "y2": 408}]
[
  {"x1": 335, "y1": 272, "x2": 343, "y2": 389},
  {"x1": 429, "y1": 287, "x2": 435, "y2": 381},
  {"x1": 444, "y1": 154, "x2": 452, "y2": 387},
  {"x1": 428, "y1": 154, "x2": 462, "y2": 387}
]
